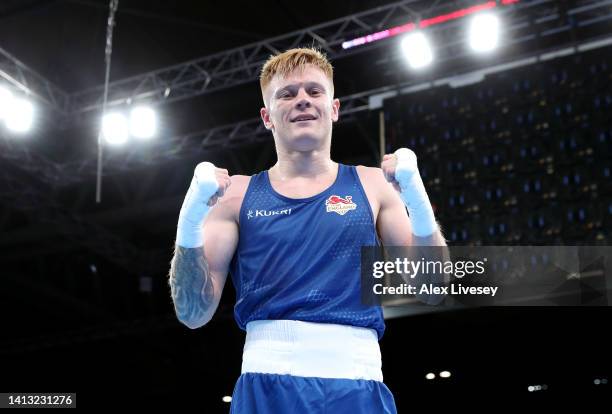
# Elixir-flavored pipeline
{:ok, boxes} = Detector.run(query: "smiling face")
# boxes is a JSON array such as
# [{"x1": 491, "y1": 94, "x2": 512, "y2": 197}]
[{"x1": 261, "y1": 64, "x2": 340, "y2": 152}]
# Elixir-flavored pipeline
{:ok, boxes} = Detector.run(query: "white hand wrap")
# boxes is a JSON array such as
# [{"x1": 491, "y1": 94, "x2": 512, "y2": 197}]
[
  {"x1": 175, "y1": 162, "x2": 219, "y2": 248},
  {"x1": 394, "y1": 148, "x2": 438, "y2": 237}
]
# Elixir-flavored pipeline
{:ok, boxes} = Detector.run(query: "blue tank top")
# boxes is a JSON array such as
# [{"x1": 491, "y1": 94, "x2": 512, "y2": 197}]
[{"x1": 229, "y1": 163, "x2": 386, "y2": 339}]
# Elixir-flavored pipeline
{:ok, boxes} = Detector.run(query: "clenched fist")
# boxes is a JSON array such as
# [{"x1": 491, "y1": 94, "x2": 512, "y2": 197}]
[
  {"x1": 201, "y1": 164, "x2": 231, "y2": 207},
  {"x1": 381, "y1": 148, "x2": 438, "y2": 237},
  {"x1": 381, "y1": 148, "x2": 419, "y2": 193},
  {"x1": 176, "y1": 161, "x2": 230, "y2": 248}
]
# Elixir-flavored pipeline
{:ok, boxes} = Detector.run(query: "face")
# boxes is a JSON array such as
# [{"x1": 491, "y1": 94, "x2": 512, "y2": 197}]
[{"x1": 261, "y1": 64, "x2": 340, "y2": 151}]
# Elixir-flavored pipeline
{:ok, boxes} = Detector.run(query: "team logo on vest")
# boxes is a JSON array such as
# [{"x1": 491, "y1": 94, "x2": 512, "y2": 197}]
[
  {"x1": 325, "y1": 195, "x2": 357, "y2": 215},
  {"x1": 247, "y1": 208, "x2": 292, "y2": 219}
]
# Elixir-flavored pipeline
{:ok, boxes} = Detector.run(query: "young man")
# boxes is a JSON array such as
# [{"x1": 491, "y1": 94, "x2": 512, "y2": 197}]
[{"x1": 169, "y1": 48, "x2": 446, "y2": 413}]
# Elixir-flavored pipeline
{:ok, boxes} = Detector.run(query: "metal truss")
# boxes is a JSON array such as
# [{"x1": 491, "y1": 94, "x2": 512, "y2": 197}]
[
  {"x1": 3, "y1": 0, "x2": 611, "y2": 120},
  {"x1": 66, "y1": 0, "x2": 526, "y2": 115},
  {"x1": 0, "y1": 143, "x2": 172, "y2": 323},
  {"x1": 0, "y1": 47, "x2": 70, "y2": 115},
  {"x1": 0, "y1": 149, "x2": 168, "y2": 276},
  {"x1": 1, "y1": 0, "x2": 611, "y2": 188},
  {"x1": 55, "y1": 0, "x2": 611, "y2": 180},
  {"x1": 57, "y1": 93, "x2": 368, "y2": 183},
  {"x1": 3, "y1": 0, "x2": 436, "y2": 119},
  {"x1": 14, "y1": 39, "x2": 612, "y2": 189},
  {"x1": 0, "y1": 135, "x2": 80, "y2": 187},
  {"x1": 5, "y1": 27, "x2": 612, "y2": 190}
]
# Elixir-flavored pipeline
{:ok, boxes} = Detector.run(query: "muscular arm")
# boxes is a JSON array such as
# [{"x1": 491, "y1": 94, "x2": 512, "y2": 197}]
[
  {"x1": 375, "y1": 175, "x2": 446, "y2": 246},
  {"x1": 168, "y1": 245, "x2": 215, "y2": 329},
  {"x1": 375, "y1": 171, "x2": 446, "y2": 247},
  {"x1": 371, "y1": 168, "x2": 449, "y2": 305},
  {"x1": 168, "y1": 175, "x2": 244, "y2": 329}
]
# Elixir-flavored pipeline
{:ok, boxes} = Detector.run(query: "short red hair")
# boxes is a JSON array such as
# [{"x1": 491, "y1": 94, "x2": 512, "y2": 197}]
[{"x1": 259, "y1": 48, "x2": 334, "y2": 96}]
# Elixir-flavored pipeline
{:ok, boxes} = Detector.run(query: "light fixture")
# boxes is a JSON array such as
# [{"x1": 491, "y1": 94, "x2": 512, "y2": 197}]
[
  {"x1": 468, "y1": 13, "x2": 500, "y2": 53},
  {"x1": 5, "y1": 97, "x2": 34, "y2": 133},
  {"x1": 102, "y1": 112, "x2": 129, "y2": 145},
  {"x1": 129, "y1": 106, "x2": 156, "y2": 139},
  {"x1": 401, "y1": 32, "x2": 434, "y2": 69}
]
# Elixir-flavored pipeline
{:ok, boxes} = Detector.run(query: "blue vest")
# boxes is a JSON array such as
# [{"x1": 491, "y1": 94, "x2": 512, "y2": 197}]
[{"x1": 229, "y1": 163, "x2": 385, "y2": 339}]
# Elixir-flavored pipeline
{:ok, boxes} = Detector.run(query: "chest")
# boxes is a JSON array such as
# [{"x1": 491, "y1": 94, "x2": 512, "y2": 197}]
[
  {"x1": 235, "y1": 168, "x2": 381, "y2": 228},
  {"x1": 270, "y1": 177, "x2": 335, "y2": 199},
  {"x1": 239, "y1": 191, "x2": 378, "y2": 252}
]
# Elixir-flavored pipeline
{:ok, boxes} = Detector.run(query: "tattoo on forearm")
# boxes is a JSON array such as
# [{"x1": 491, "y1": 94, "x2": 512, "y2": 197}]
[{"x1": 168, "y1": 245, "x2": 215, "y2": 326}]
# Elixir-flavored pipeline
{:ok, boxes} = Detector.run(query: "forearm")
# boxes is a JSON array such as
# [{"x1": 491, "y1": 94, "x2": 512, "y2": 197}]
[
  {"x1": 412, "y1": 226, "x2": 450, "y2": 305},
  {"x1": 170, "y1": 161, "x2": 227, "y2": 328},
  {"x1": 394, "y1": 147, "x2": 448, "y2": 301},
  {"x1": 412, "y1": 225, "x2": 447, "y2": 246},
  {"x1": 382, "y1": 148, "x2": 451, "y2": 304},
  {"x1": 168, "y1": 245, "x2": 215, "y2": 329}
]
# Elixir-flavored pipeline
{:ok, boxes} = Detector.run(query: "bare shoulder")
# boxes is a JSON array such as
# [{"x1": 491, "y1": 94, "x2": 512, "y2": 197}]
[
  {"x1": 355, "y1": 165, "x2": 398, "y2": 205},
  {"x1": 355, "y1": 165, "x2": 386, "y2": 183},
  {"x1": 209, "y1": 174, "x2": 251, "y2": 222},
  {"x1": 354, "y1": 165, "x2": 389, "y2": 220},
  {"x1": 228, "y1": 174, "x2": 251, "y2": 196},
  {"x1": 355, "y1": 165, "x2": 390, "y2": 195},
  {"x1": 222, "y1": 174, "x2": 251, "y2": 204}
]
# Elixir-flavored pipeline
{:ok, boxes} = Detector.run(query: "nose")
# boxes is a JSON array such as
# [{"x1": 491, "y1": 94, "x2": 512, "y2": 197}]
[
  {"x1": 296, "y1": 99, "x2": 311, "y2": 110},
  {"x1": 295, "y1": 89, "x2": 311, "y2": 110}
]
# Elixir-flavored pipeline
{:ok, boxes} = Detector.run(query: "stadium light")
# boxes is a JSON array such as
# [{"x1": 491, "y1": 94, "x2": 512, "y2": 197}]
[
  {"x1": 129, "y1": 106, "x2": 156, "y2": 139},
  {"x1": 102, "y1": 112, "x2": 129, "y2": 145},
  {"x1": 468, "y1": 13, "x2": 500, "y2": 53},
  {"x1": 401, "y1": 32, "x2": 434, "y2": 69},
  {"x1": 5, "y1": 97, "x2": 34, "y2": 133}
]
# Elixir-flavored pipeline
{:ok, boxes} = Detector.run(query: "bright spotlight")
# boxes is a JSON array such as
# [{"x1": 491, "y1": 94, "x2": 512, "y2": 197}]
[
  {"x1": 222, "y1": 396, "x2": 232, "y2": 403},
  {"x1": 469, "y1": 13, "x2": 500, "y2": 53},
  {"x1": 425, "y1": 373, "x2": 436, "y2": 380},
  {"x1": 5, "y1": 97, "x2": 34, "y2": 133},
  {"x1": 440, "y1": 371, "x2": 451, "y2": 378},
  {"x1": 0, "y1": 86, "x2": 13, "y2": 121},
  {"x1": 102, "y1": 112, "x2": 129, "y2": 145},
  {"x1": 401, "y1": 32, "x2": 433, "y2": 69},
  {"x1": 129, "y1": 106, "x2": 156, "y2": 139}
]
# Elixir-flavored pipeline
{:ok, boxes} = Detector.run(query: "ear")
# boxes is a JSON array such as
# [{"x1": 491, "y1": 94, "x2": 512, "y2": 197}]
[
  {"x1": 331, "y1": 98, "x2": 340, "y2": 122},
  {"x1": 261, "y1": 107, "x2": 274, "y2": 130}
]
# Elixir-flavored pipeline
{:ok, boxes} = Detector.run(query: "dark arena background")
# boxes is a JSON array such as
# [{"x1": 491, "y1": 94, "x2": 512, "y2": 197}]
[{"x1": 0, "y1": 0, "x2": 611, "y2": 410}]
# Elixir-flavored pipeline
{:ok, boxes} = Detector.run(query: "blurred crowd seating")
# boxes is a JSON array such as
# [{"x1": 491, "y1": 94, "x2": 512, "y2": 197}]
[{"x1": 384, "y1": 47, "x2": 612, "y2": 245}]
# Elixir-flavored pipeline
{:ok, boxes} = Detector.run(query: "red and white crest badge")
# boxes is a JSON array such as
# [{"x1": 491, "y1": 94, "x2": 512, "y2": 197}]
[{"x1": 325, "y1": 195, "x2": 357, "y2": 215}]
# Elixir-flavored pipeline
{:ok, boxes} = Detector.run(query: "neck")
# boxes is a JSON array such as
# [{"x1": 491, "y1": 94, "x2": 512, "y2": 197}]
[{"x1": 270, "y1": 148, "x2": 335, "y2": 180}]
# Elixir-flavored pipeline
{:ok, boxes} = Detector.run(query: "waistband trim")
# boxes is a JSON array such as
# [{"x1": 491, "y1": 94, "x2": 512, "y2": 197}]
[{"x1": 241, "y1": 319, "x2": 383, "y2": 381}]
